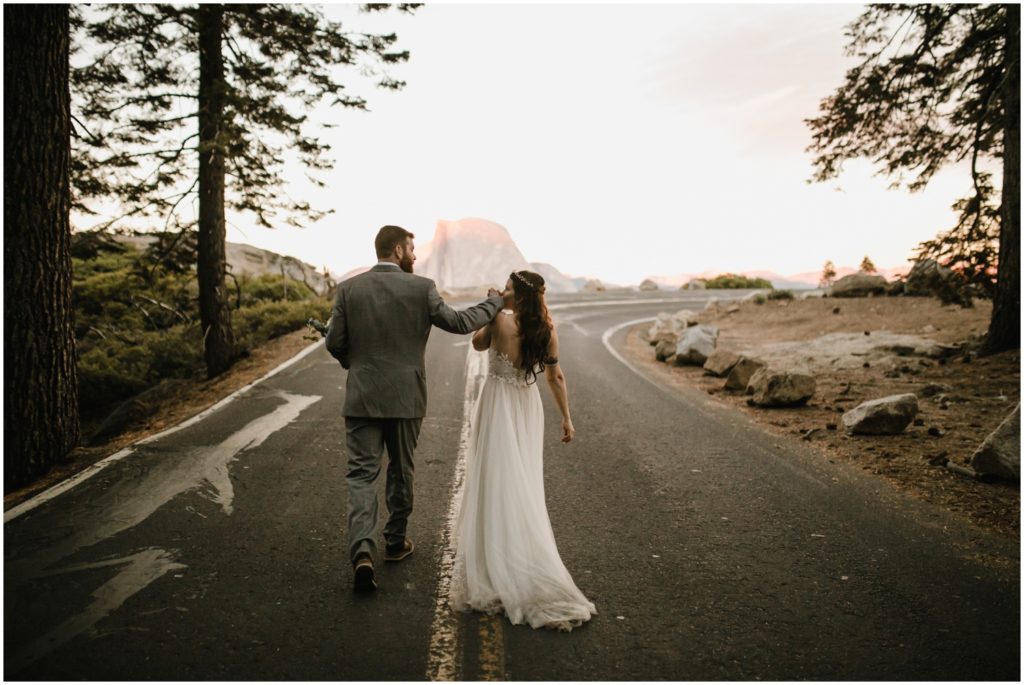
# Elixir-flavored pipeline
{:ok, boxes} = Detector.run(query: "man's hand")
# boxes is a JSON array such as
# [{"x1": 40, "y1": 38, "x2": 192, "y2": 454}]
[{"x1": 487, "y1": 288, "x2": 501, "y2": 299}]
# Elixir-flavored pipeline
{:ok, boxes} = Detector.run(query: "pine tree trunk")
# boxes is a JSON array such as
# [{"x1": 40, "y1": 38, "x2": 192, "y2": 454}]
[
  {"x1": 3, "y1": 5, "x2": 79, "y2": 489},
  {"x1": 197, "y1": 4, "x2": 235, "y2": 378},
  {"x1": 983, "y1": 4, "x2": 1021, "y2": 355}
]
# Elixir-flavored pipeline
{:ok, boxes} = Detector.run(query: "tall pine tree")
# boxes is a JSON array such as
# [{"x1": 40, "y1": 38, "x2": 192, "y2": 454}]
[
  {"x1": 5, "y1": 5, "x2": 80, "y2": 488},
  {"x1": 72, "y1": 4, "x2": 418, "y2": 377},
  {"x1": 807, "y1": 4, "x2": 1019, "y2": 353}
]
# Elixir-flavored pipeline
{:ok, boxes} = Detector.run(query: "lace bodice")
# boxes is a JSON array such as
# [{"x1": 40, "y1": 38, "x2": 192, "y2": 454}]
[{"x1": 487, "y1": 348, "x2": 531, "y2": 388}]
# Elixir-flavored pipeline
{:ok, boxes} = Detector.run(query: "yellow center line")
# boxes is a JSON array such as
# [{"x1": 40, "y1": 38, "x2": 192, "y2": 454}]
[{"x1": 427, "y1": 346, "x2": 507, "y2": 681}]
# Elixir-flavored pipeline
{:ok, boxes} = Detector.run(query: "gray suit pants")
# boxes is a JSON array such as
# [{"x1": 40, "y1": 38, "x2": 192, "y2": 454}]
[{"x1": 344, "y1": 416, "x2": 422, "y2": 565}]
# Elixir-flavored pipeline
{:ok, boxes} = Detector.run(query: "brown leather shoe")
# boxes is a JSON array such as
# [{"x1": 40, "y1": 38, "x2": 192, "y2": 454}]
[
  {"x1": 383, "y1": 538, "x2": 414, "y2": 562},
  {"x1": 353, "y1": 555, "x2": 377, "y2": 593}
]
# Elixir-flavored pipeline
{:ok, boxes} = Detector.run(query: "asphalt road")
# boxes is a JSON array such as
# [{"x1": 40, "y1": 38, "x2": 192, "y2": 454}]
[{"x1": 4, "y1": 291, "x2": 1020, "y2": 680}]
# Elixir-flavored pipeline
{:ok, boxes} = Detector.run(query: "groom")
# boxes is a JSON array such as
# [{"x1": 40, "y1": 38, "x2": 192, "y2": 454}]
[{"x1": 326, "y1": 225, "x2": 503, "y2": 592}]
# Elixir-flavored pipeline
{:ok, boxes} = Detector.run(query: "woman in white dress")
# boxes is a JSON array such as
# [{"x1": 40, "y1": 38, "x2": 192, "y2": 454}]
[{"x1": 450, "y1": 270, "x2": 596, "y2": 632}]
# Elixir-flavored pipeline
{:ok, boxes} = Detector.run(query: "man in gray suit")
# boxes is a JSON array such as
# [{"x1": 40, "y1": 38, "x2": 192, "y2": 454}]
[{"x1": 326, "y1": 225, "x2": 503, "y2": 592}]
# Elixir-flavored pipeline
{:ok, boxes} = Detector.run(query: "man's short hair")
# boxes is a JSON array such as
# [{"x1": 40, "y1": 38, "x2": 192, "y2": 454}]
[{"x1": 375, "y1": 225, "x2": 415, "y2": 259}]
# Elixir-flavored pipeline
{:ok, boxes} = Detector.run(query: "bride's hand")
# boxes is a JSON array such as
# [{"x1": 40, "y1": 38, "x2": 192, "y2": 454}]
[{"x1": 561, "y1": 418, "x2": 575, "y2": 443}]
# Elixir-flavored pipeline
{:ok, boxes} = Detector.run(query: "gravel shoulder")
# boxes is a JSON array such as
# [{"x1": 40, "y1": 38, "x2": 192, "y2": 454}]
[{"x1": 625, "y1": 295, "x2": 1020, "y2": 538}]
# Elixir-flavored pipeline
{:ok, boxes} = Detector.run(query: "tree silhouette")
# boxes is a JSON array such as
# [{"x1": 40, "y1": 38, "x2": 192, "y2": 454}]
[
  {"x1": 72, "y1": 4, "x2": 418, "y2": 376},
  {"x1": 819, "y1": 260, "x2": 837, "y2": 288},
  {"x1": 807, "y1": 4, "x2": 1019, "y2": 353}
]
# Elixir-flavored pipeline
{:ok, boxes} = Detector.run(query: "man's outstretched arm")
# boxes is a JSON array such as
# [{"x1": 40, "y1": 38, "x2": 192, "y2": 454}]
[{"x1": 428, "y1": 282, "x2": 502, "y2": 334}]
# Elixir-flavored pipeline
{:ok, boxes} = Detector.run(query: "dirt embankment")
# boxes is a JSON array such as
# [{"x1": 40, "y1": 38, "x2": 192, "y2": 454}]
[{"x1": 627, "y1": 296, "x2": 1020, "y2": 537}]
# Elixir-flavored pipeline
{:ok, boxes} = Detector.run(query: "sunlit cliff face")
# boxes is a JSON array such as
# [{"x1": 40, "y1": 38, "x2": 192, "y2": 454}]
[{"x1": 414, "y1": 218, "x2": 532, "y2": 292}]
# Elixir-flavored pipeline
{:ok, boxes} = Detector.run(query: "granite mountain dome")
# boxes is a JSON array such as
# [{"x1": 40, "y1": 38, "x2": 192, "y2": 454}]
[{"x1": 416, "y1": 218, "x2": 540, "y2": 294}]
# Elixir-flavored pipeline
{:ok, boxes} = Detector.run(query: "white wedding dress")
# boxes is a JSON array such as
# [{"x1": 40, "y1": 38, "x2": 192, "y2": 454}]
[{"x1": 449, "y1": 345, "x2": 596, "y2": 631}]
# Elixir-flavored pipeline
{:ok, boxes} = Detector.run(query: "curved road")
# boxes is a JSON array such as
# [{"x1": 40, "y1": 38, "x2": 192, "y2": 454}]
[{"x1": 4, "y1": 292, "x2": 1019, "y2": 680}]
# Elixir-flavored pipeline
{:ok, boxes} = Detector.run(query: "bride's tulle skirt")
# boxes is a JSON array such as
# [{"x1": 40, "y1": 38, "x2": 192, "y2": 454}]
[{"x1": 449, "y1": 373, "x2": 596, "y2": 632}]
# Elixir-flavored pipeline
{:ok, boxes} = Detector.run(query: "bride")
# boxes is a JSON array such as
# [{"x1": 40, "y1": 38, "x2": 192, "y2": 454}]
[{"x1": 449, "y1": 270, "x2": 596, "y2": 631}]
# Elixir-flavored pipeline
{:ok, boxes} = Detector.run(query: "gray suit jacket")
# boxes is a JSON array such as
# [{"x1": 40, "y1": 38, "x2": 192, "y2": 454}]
[{"x1": 325, "y1": 264, "x2": 503, "y2": 418}]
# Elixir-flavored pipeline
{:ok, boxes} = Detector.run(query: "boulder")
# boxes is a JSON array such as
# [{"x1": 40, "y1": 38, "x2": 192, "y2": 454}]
[
  {"x1": 703, "y1": 349, "x2": 741, "y2": 377},
  {"x1": 841, "y1": 394, "x2": 919, "y2": 435},
  {"x1": 747, "y1": 367, "x2": 816, "y2": 407},
  {"x1": 970, "y1": 403, "x2": 1020, "y2": 480},
  {"x1": 639, "y1": 278, "x2": 660, "y2": 291},
  {"x1": 703, "y1": 297, "x2": 719, "y2": 313},
  {"x1": 674, "y1": 325, "x2": 719, "y2": 365},
  {"x1": 829, "y1": 273, "x2": 888, "y2": 298},
  {"x1": 885, "y1": 279, "x2": 906, "y2": 296},
  {"x1": 684, "y1": 278, "x2": 707, "y2": 290},
  {"x1": 647, "y1": 313, "x2": 676, "y2": 345},
  {"x1": 674, "y1": 309, "x2": 699, "y2": 327},
  {"x1": 905, "y1": 258, "x2": 971, "y2": 306},
  {"x1": 655, "y1": 338, "x2": 677, "y2": 362},
  {"x1": 726, "y1": 303, "x2": 740, "y2": 314},
  {"x1": 724, "y1": 356, "x2": 766, "y2": 391},
  {"x1": 648, "y1": 310, "x2": 695, "y2": 346}
]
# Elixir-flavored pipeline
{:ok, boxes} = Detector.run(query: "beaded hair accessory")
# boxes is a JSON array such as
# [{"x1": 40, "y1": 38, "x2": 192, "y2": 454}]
[
  {"x1": 511, "y1": 270, "x2": 545, "y2": 294},
  {"x1": 510, "y1": 271, "x2": 533, "y2": 291}
]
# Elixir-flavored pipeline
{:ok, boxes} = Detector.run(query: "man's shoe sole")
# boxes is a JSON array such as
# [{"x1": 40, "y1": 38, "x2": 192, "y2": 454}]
[
  {"x1": 353, "y1": 564, "x2": 377, "y2": 593},
  {"x1": 384, "y1": 540, "x2": 414, "y2": 562}
]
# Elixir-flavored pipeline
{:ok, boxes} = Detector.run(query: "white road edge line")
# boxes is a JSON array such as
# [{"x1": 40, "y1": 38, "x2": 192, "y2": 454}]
[
  {"x1": 600, "y1": 317, "x2": 667, "y2": 393},
  {"x1": 4, "y1": 339, "x2": 325, "y2": 524},
  {"x1": 426, "y1": 344, "x2": 486, "y2": 681}
]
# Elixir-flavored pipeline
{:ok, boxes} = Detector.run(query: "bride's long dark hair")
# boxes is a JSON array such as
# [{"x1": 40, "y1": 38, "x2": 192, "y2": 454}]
[{"x1": 510, "y1": 270, "x2": 554, "y2": 385}]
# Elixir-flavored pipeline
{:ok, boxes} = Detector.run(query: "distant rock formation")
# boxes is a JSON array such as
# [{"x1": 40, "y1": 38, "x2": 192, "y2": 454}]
[
  {"x1": 226, "y1": 242, "x2": 332, "y2": 294},
  {"x1": 531, "y1": 262, "x2": 583, "y2": 294},
  {"x1": 415, "y1": 218, "x2": 531, "y2": 293},
  {"x1": 829, "y1": 273, "x2": 888, "y2": 298},
  {"x1": 638, "y1": 278, "x2": 660, "y2": 291},
  {"x1": 111, "y1": 233, "x2": 333, "y2": 294}
]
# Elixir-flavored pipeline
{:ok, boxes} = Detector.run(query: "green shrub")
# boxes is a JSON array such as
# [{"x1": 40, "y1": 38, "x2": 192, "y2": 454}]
[
  {"x1": 767, "y1": 289, "x2": 794, "y2": 300},
  {"x1": 72, "y1": 233, "x2": 333, "y2": 426},
  {"x1": 704, "y1": 273, "x2": 775, "y2": 289},
  {"x1": 145, "y1": 326, "x2": 204, "y2": 379},
  {"x1": 236, "y1": 273, "x2": 318, "y2": 305},
  {"x1": 77, "y1": 344, "x2": 152, "y2": 419},
  {"x1": 233, "y1": 298, "x2": 332, "y2": 352},
  {"x1": 753, "y1": 294, "x2": 767, "y2": 305}
]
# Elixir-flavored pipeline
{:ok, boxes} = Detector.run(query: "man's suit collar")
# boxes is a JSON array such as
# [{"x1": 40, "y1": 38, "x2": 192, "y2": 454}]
[{"x1": 372, "y1": 262, "x2": 402, "y2": 272}]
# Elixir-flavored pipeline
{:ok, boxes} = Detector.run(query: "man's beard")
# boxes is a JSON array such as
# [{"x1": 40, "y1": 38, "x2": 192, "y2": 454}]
[{"x1": 399, "y1": 254, "x2": 414, "y2": 273}]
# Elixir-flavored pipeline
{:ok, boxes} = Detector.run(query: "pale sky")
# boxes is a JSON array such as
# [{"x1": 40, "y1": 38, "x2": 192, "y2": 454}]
[{"x1": 110, "y1": 3, "x2": 991, "y2": 284}]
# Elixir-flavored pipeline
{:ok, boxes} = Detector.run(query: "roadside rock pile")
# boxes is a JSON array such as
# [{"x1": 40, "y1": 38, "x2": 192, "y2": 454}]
[{"x1": 646, "y1": 309, "x2": 817, "y2": 406}]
